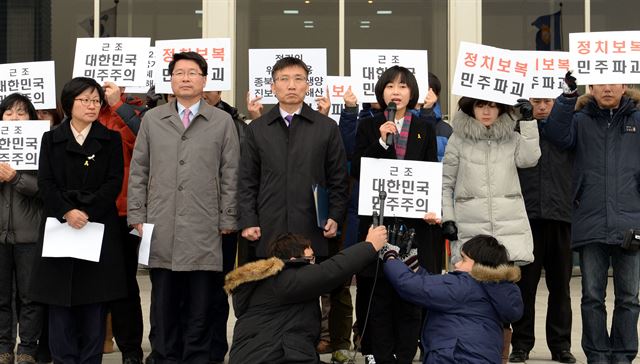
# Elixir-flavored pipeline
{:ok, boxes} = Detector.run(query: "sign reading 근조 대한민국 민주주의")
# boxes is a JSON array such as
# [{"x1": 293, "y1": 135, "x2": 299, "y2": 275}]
[
  {"x1": 248, "y1": 48, "x2": 327, "y2": 105},
  {"x1": 453, "y1": 42, "x2": 535, "y2": 105},
  {"x1": 153, "y1": 38, "x2": 232, "y2": 94},
  {"x1": 358, "y1": 157, "x2": 442, "y2": 220},
  {"x1": 126, "y1": 47, "x2": 157, "y2": 94},
  {"x1": 73, "y1": 37, "x2": 150, "y2": 87},
  {"x1": 349, "y1": 49, "x2": 429, "y2": 104},
  {"x1": 520, "y1": 50, "x2": 570, "y2": 99},
  {"x1": 0, "y1": 120, "x2": 50, "y2": 170},
  {"x1": 569, "y1": 31, "x2": 640, "y2": 85},
  {"x1": 0, "y1": 61, "x2": 56, "y2": 110},
  {"x1": 325, "y1": 76, "x2": 359, "y2": 124}
]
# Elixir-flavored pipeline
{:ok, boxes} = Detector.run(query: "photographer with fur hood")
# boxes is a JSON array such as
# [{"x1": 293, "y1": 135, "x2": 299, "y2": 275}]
[{"x1": 224, "y1": 226, "x2": 387, "y2": 364}]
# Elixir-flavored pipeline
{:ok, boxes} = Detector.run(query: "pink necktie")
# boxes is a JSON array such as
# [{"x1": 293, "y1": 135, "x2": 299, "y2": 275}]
[{"x1": 182, "y1": 109, "x2": 191, "y2": 128}]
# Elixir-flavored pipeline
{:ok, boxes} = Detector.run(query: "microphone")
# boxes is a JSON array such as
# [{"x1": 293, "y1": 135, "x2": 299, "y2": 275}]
[
  {"x1": 385, "y1": 102, "x2": 397, "y2": 146},
  {"x1": 378, "y1": 190, "x2": 387, "y2": 226}
]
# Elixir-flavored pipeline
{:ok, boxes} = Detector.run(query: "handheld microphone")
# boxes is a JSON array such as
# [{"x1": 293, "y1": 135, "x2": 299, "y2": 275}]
[
  {"x1": 378, "y1": 190, "x2": 387, "y2": 227},
  {"x1": 385, "y1": 102, "x2": 397, "y2": 146},
  {"x1": 372, "y1": 211, "x2": 379, "y2": 227},
  {"x1": 405, "y1": 228, "x2": 416, "y2": 255}
]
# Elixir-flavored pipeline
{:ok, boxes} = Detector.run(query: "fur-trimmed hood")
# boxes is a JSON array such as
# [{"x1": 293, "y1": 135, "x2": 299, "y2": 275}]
[
  {"x1": 469, "y1": 263, "x2": 521, "y2": 283},
  {"x1": 575, "y1": 88, "x2": 640, "y2": 112},
  {"x1": 468, "y1": 263, "x2": 523, "y2": 324},
  {"x1": 452, "y1": 110, "x2": 516, "y2": 142},
  {"x1": 224, "y1": 257, "x2": 284, "y2": 295}
]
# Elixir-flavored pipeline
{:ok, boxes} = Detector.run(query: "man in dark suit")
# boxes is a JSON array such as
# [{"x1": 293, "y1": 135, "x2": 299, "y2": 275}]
[{"x1": 238, "y1": 57, "x2": 349, "y2": 261}]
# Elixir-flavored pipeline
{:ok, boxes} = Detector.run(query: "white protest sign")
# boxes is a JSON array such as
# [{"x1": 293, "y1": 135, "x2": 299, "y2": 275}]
[
  {"x1": 248, "y1": 48, "x2": 327, "y2": 105},
  {"x1": 358, "y1": 157, "x2": 442, "y2": 219},
  {"x1": 325, "y1": 76, "x2": 356, "y2": 124},
  {"x1": 126, "y1": 47, "x2": 156, "y2": 94},
  {"x1": 350, "y1": 49, "x2": 429, "y2": 104},
  {"x1": 73, "y1": 37, "x2": 150, "y2": 87},
  {"x1": 519, "y1": 51, "x2": 570, "y2": 98},
  {"x1": 0, "y1": 120, "x2": 49, "y2": 170},
  {"x1": 154, "y1": 38, "x2": 232, "y2": 94},
  {"x1": 0, "y1": 61, "x2": 56, "y2": 110},
  {"x1": 569, "y1": 31, "x2": 640, "y2": 85},
  {"x1": 452, "y1": 42, "x2": 533, "y2": 105}
]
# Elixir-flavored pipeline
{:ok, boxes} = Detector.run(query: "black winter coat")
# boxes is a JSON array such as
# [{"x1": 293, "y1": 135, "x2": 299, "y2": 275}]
[
  {"x1": 225, "y1": 242, "x2": 377, "y2": 364},
  {"x1": 29, "y1": 119, "x2": 126, "y2": 306},
  {"x1": 545, "y1": 91, "x2": 640, "y2": 248},
  {"x1": 352, "y1": 112, "x2": 438, "y2": 275},
  {"x1": 238, "y1": 103, "x2": 349, "y2": 257},
  {"x1": 518, "y1": 119, "x2": 574, "y2": 223}
]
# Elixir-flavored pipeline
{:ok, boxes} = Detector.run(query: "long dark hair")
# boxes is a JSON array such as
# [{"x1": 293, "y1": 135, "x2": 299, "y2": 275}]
[{"x1": 0, "y1": 93, "x2": 38, "y2": 120}]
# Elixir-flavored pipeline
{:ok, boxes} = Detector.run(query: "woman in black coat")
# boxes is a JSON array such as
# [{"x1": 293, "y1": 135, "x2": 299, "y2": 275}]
[
  {"x1": 351, "y1": 66, "x2": 438, "y2": 364},
  {"x1": 29, "y1": 77, "x2": 126, "y2": 364}
]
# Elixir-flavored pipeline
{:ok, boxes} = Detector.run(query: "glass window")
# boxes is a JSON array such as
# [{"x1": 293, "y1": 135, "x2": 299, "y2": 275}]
[
  {"x1": 345, "y1": 0, "x2": 449, "y2": 116},
  {"x1": 591, "y1": 0, "x2": 640, "y2": 31},
  {"x1": 483, "y1": 0, "x2": 584, "y2": 52},
  {"x1": 236, "y1": 0, "x2": 340, "y2": 113}
]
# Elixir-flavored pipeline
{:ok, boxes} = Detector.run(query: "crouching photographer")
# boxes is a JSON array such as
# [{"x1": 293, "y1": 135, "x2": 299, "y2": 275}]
[{"x1": 225, "y1": 226, "x2": 387, "y2": 364}]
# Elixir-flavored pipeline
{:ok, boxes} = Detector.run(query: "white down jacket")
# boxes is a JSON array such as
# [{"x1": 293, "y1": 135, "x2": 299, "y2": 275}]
[{"x1": 442, "y1": 111, "x2": 540, "y2": 265}]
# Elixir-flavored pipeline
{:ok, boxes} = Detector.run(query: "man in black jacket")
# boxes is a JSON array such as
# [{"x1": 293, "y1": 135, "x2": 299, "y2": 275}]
[
  {"x1": 545, "y1": 74, "x2": 640, "y2": 364},
  {"x1": 510, "y1": 98, "x2": 576, "y2": 363},
  {"x1": 238, "y1": 57, "x2": 349, "y2": 260},
  {"x1": 225, "y1": 226, "x2": 387, "y2": 364}
]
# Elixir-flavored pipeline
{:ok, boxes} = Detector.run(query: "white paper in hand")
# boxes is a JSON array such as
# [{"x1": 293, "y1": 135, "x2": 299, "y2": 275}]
[
  {"x1": 42, "y1": 217, "x2": 104, "y2": 262},
  {"x1": 131, "y1": 223, "x2": 154, "y2": 265}
]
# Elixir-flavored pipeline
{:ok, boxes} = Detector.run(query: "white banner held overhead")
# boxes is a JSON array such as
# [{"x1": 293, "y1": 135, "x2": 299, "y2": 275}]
[
  {"x1": 520, "y1": 51, "x2": 570, "y2": 98},
  {"x1": 325, "y1": 76, "x2": 356, "y2": 124},
  {"x1": 154, "y1": 38, "x2": 232, "y2": 94},
  {"x1": 0, "y1": 61, "x2": 56, "y2": 110},
  {"x1": 358, "y1": 157, "x2": 442, "y2": 219},
  {"x1": 350, "y1": 49, "x2": 429, "y2": 104},
  {"x1": 73, "y1": 37, "x2": 150, "y2": 87},
  {"x1": 453, "y1": 42, "x2": 533, "y2": 105},
  {"x1": 248, "y1": 48, "x2": 327, "y2": 105},
  {"x1": 569, "y1": 31, "x2": 640, "y2": 85},
  {"x1": 126, "y1": 47, "x2": 156, "y2": 94},
  {"x1": 0, "y1": 120, "x2": 49, "y2": 170}
]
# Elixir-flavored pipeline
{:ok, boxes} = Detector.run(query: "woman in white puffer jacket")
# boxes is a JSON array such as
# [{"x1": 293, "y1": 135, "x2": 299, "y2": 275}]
[{"x1": 441, "y1": 97, "x2": 541, "y2": 266}]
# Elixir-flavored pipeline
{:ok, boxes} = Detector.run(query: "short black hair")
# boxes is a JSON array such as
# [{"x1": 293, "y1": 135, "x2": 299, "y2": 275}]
[
  {"x1": 267, "y1": 233, "x2": 312, "y2": 259},
  {"x1": 168, "y1": 51, "x2": 208, "y2": 77},
  {"x1": 457, "y1": 97, "x2": 512, "y2": 119},
  {"x1": 374, "y1": 66, "x2": 420, "y2": 111},
  {"x1": 461, "y1": 235, "x2": 510, "y2": 268},
  {"x1": 0, "y1": 93, "x2": 38, "y2": 120},
  {"x1": 271, "y1": 57, "x2": 309, "y2": 79},
  {"x1": 428, "y1": 72, "x2": 441, "y2": 97},
  {"x1": 60, "y1": 77, "x2": 105, "y2": 118}
]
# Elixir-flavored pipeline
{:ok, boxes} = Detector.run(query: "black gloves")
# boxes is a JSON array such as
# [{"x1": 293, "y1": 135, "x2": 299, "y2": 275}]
[
  {"x1": 562, "y1": 71, "x2": 579, "y2": 98},
  {"x1": 441, "y1": 220, "x2": 458, "y2": 241},
  {"x1": 515, "y1": 98, "x2": 533, "y2": 123}
]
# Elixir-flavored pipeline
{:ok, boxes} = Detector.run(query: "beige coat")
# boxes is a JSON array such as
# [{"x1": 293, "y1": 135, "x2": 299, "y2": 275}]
[
  {"x1": 128, "y1": 100, "x2": 239, "y2": 271},
  {"x1": 442, "y1": 111, "x2": 540, "y2": 265}
]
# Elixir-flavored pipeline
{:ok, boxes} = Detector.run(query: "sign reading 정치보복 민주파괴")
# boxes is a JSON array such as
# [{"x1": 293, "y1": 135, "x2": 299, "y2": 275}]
[
  {"x1": 453, "y1": 42, "x2": 534, "y2": 105},
  {"x1": 73, "y1": 37, "x2": 150, "y2": 87},
  {"x1": 0, "y1": 120, "x2": 49, "y2": 170},
  {"x1": 248, "y1": 48, "x2": 327, "y2": 105},
  {"x1": 358, "y1": 157, "x2": 442, "y2": 219},
  {"x1": 325, "y1": 76, "x2": 358, "y2": 124},
  {"x1": 154, "y1": 38, "x2": 232, "y2": 94},
  {"x1": 349, "y1": 49, "x2": 429, "y2": 104},
  {"x1": 569, "y1": 31, "x2": 640, "y2": 85},
  {"x1": 520, "y1": 50, "x2": 570, "y2": 98},
  {"x1": 0, "y1": 61, "x2": 56, "y2": 110}
]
